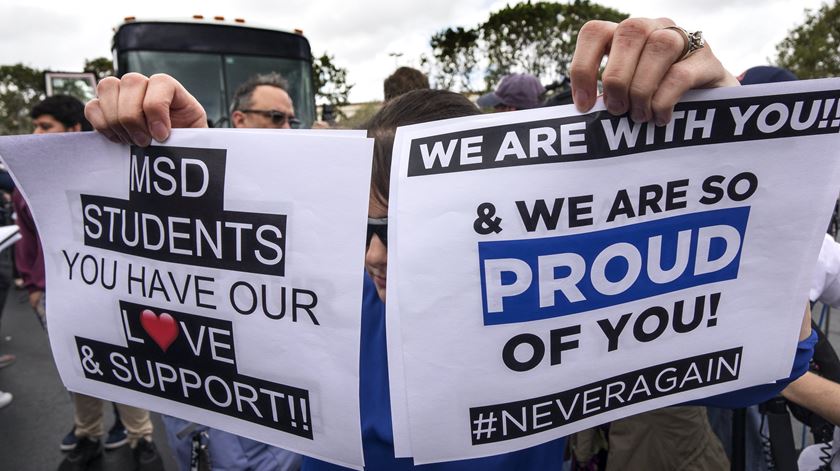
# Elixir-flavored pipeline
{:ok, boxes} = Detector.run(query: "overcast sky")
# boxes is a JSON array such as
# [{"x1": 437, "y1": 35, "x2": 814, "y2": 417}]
[{"x1": 0, "y1": 0, "x2": 827, "y2": 102}]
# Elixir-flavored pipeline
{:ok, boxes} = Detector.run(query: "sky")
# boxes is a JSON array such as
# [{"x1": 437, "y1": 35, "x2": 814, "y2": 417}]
[{"x1": 0, "y1": 0, "x2": 829, "y2": 103}]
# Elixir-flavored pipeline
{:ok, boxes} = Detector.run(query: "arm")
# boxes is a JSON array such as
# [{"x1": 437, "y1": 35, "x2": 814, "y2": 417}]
[
  {"x1": 782, "y1": 372, "x2": 840, "y2": 426},
  {"x1": 693, "y1": 303, "x2": 815, "y2": 408},
  {"x1": 85, "y1": 73, "x2": 208, "y2": 146},
  {"x1": 11, "y1": 190, "x2": 45, "y2": 306}
]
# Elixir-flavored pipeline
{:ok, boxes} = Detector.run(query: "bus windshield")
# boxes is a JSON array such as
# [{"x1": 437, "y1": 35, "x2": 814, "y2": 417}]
[{"x1": 125, "y1": 50, "x2": 315, "y2": 127}]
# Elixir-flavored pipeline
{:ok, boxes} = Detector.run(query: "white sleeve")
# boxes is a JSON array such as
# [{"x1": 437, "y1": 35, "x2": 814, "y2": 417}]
[{"x1": 811, "y1": 233, "x2": 840, "y2": 306}]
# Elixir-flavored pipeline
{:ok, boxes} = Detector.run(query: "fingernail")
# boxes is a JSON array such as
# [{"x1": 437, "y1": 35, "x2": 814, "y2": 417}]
[
  {"x1": 131, "y1": 132, "x2": 150, "y2": 147},
  {"x1": 150, "y1": 121, "x2": 168, "y2": 142},
  {"x1": 574, "y1": 90, "x2": 589, "y2": 110},
  {"x1": 630, "y1": 108, "x2": 647, "y2": 123},
  {"x1": 655, "y1": 114, "x2": 670, "y2": 127},
  {"x1": 606, "y1": 97, "x2": 625, "y2": 114}
]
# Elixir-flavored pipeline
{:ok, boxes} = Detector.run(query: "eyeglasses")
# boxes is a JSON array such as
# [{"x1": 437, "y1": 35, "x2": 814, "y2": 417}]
[
  {"x1": 366, "y1": 217, "x2": 387, "y2": 248},
  {"x1": 239, "y1": 109, "x2": 302, "y2": 128}
]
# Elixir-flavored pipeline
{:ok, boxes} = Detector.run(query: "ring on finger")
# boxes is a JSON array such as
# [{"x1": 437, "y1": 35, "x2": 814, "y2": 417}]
[{"x1": 664, "y1": 26, "x2": 705, "y2": 61}]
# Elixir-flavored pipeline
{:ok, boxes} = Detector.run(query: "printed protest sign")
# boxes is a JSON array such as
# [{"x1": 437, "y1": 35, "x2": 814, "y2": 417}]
[
  {"x1": 387, "y1": 79, "x2": 840, "y2": 463},
  {"x1": 0, "y1": 129, "x2": 372, "y2": 469}
]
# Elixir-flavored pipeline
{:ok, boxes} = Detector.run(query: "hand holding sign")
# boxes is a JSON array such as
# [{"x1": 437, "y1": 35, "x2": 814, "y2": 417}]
[
  {"x1": 570, "y1": 18, "x2": 739, "y2": 124},
  {"x1": 387, "y1": 78, "x2": 840, "y2": 463},
  {"x1": 0, "y1": 119, "x2": 373, "y2": 466},
  {"x1": 85, "y1": 73, "x2": 208, "y2": 146}
]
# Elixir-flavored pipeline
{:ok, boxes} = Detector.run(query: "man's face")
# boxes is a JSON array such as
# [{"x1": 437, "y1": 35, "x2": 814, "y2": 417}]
[
  {"x1": 32, "y1": 114, "x2": 77, "y2": 134},
  {"x1": 232, "y1": 85, "x2": 296, "y2": 129}
]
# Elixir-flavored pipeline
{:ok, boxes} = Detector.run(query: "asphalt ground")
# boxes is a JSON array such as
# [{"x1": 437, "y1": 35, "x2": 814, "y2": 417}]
[{"x1": 0, "y1": 280, "x2": 177, "y2": 470}]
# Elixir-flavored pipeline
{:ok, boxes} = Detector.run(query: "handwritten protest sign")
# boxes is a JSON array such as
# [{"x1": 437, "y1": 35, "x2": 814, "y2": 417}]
[
  {"x1": 0, "y1": 129, "x2": 372, "y2": 469},
  {"x1": 386, "y1": 79, "x2": 840, "y2": 463}
]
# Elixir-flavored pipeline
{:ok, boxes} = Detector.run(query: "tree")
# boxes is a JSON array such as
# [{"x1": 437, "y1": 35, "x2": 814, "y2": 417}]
[
  {"x1": 312, "y1": 53, "x2": 354, "y2": 115},
  {"x1": 776, "y1": 1, "x2": 840, "y2": 79},
  {"x1": 0, "y1": 57, "x2": 113, "y2": 135},
  {"x1": 424, "y1": 0, "x2": 628, "y2": 91},
  {"x1": 427, "y1": 27, "x2": 480, "y2": 92},
  {"x1": 481, "y1": 1, "x2": 627, "y2": 88},
  {"x1": 0, "y1": 64, "x2": 45, "y2": 135},
  {"x1": 84, "y1": 57, "x2": 114, "y2": 81}
]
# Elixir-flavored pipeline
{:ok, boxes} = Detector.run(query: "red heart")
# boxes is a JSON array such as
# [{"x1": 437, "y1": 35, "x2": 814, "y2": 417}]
[{"x1": 140, "y1": 309, "x2": 179, "y2": 352}]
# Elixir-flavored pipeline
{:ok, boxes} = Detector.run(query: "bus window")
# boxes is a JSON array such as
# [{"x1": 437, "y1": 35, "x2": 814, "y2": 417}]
[
  {"x1": 113, "y1": 20, "x2": 316, "y2": 128},
  {"x1": 224, "y1": 55, "x2": 315, "y2": 128},
  {"x1": 125, "y1": 51, "x2": 225, "y2": 126}
]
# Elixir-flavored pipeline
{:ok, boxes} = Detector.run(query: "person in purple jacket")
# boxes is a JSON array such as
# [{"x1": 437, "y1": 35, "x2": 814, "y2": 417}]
[{"x1": 86, "y1": 17, "x2": 816, "y2": 470}]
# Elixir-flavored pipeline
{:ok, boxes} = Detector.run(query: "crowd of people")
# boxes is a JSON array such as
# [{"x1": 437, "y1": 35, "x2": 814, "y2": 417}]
[{"x1": 0, "y1": 15, "x2": 839, "y2": 471}]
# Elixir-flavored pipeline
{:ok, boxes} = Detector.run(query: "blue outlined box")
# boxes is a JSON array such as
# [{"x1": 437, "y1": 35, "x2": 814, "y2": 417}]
[{"x1": 478, "y1": 207, "x2": 749, "y2": 325}]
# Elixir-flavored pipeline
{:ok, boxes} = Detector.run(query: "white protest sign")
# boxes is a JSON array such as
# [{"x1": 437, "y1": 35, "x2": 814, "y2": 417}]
[
  {"x1": 0, "y1": 129, "x2": 372, "y2": 469},
  {"x1": 387, "y1": 79, "x2": 840, "y2": 463}
]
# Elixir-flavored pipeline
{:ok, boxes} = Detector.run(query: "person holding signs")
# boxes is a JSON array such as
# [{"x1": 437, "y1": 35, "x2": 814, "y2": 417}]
[{"x1": 85, "y1": 17, "x2": 816, "y2": 470}]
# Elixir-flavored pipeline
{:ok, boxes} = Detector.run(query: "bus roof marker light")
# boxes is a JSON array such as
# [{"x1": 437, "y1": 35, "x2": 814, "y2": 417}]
[
  {"x1": 193, "y1": 15, "x2": 204, "y2": 20},
  {"x1": 214, "y1": 16, "x2": 225, "y2": 21}
]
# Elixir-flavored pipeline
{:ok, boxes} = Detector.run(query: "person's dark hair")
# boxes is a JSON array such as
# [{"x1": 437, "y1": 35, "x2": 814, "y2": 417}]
[
  {"x1": 383, "y1": 67, "x2": 430, "y2": 102},
  {"x1": 366, "y1": 89, "x2": 480, "y2": 205},
  {"x1": 230, "y1": 73, "x2": 289, "y2": 113},
  {"x1": 31, "y1": 95, "x2": 91, "y2": 131}
]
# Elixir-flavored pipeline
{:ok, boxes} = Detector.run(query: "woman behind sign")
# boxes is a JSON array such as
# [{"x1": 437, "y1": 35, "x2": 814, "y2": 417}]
[{"x1": 85, "y1": 17, "x2": 815, "y2": 470}]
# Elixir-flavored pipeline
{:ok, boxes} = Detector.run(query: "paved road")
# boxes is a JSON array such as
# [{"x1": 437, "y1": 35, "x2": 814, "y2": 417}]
[{"x1": 0, "y1": 286, "x2": 177, "y2": 471}]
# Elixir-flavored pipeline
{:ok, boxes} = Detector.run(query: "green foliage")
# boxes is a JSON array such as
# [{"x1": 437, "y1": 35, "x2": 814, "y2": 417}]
[
  {"x1": 428, "y1": 27, "x2": 480, "y2": 92},
  {"x1": 0, "y1": 57, "x2": 112, "y2": 135},
  {"x1": 312, "y1": 53, "x2": 354, "y2": 115},
  {"x1": 776, "y1": 1, "x2": 840, "y2": 79},
  {"x1": 0, "y1": 64, "x2": 45, "y2": 135},
  {"x1": 482, "y1": 0, "x2": 627, "y2": 89},
  {"x1": 84, "y1": 57, "x2": 114, "y2": 80},
  {"x1": 425, "y1": 0, "x2": 628, "y2": 92}
]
